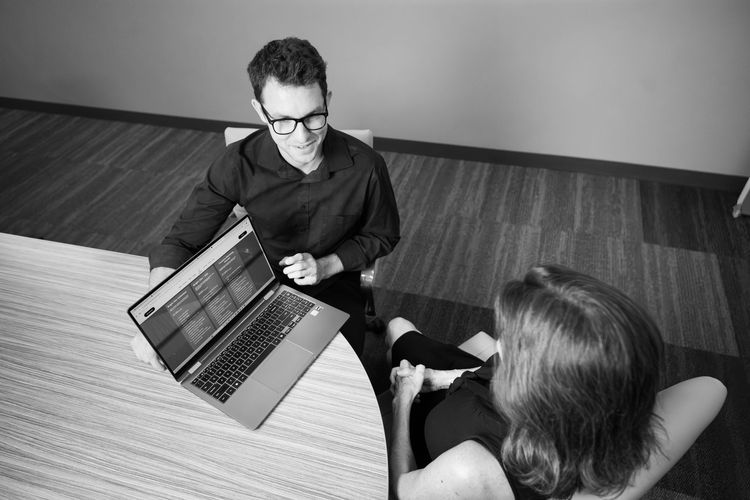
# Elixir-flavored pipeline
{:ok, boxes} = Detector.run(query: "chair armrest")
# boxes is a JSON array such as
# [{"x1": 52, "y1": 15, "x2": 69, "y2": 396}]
[
  {"x1": 572, "y1": 376, "x2": 727, "y2": 500},
  {"x1": 458, "y1": 331, "x2": 496, "y2": 362}
]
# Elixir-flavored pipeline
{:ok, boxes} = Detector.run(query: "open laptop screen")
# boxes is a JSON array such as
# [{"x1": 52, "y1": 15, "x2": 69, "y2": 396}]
[{"x1": 129, "y1": 218, "x2": 275, "y2": 374}]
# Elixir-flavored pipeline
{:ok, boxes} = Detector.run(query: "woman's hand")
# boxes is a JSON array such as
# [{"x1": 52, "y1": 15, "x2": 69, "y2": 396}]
[
  {"x1": 390, "y1": 360, "x2": 425, "y2": 405},
  {"x1": 391, "y1": 365, "x2": 477, "y2": 394},
  {"x1": 421, "y1": 368, "x2": 462, "y2": 392}
]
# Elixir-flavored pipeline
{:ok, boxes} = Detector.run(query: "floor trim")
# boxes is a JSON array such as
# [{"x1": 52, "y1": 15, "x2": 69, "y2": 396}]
[{"x1": 2, "y1": 97, "x2": 745, "y2": 192}]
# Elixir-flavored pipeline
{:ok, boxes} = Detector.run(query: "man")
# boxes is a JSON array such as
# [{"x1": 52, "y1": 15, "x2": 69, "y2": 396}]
[{"x1": 131, "y1": 37, "x2": 400, "y2": 368}]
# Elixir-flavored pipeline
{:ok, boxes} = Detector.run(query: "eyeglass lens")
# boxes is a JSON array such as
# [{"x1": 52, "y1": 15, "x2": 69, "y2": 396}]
[{"x1": 272, "y1": 114, "x2": 327, "y2": 135}]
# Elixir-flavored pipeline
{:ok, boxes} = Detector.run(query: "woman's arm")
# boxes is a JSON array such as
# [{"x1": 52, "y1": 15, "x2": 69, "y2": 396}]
[
  {"x1": 389, "y1": 366, "x2": 481, "y2": 394},
  {"x1": 389, "y1": 360, "x2": 514, "y2": 499},
  {"x1": 390, "y1": 360, "x2": 423, "y2": 484},
  {"x1": 421, "y1": 367, "x2": 481, "y2": 392}
]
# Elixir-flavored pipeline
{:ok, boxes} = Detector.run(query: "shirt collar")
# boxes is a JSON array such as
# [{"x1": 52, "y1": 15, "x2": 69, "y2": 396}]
[{"x1": 253, "y1": 127, "x2": 354, "y2": 182}]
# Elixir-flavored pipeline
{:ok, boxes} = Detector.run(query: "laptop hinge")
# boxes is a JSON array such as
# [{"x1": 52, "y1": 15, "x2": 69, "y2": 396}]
[
  {"x1": 187, "y1": 361, "x2": 201, "y2": 374},
  {"x1": 263, "y1": 289, "x2": 275, "y2": 301}
]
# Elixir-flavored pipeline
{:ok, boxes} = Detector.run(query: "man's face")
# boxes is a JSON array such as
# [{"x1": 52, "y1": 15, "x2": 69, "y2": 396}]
[{"x1": 252, "y1": 77, "x2": 331, "y2": 172}]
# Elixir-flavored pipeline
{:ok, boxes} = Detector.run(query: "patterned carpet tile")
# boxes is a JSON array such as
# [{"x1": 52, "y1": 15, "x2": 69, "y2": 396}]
[
  {"x1": 643, "y1": 488, "x2": 702, "y2": 500},
  {"x1": 0, "y1": 108, "x2": 225, "y2": 175},
  {"x1": 0, "y1": 217, "x2": 148, "y2": 256},
  {"x1": 0, "y1": 154, "x2": 213, "y2": 256},
  {"x1": 382, "y1": 151, "x2": 644, "y2": 242},
  {"x1": 641, "y1": 243, "x2": 737, "y2": 356},
  {"x1": 378, "y1": 211, "x2": 738, "y2": 356},
  {"x1": 1, "y1": 109, "x2": 223, "y2": 180},
  {"x1": 717, "y1": 256, "x2": 750, "y2": 359},
  {"x1": 640, "y1": 180, "x2": 750, "y2": 259},
  {"x1": 375, "y1": 211, "x2": 540, "y2": 308},
  {"x1": 0, "y1": 152, "x2": 61, "y2": 211},
  {"x1": 0, "y1": 109, "x2": 67, "y2": 148},
  {"x1": 659, "y1": 344, "x2": 750, "y2": 500}
]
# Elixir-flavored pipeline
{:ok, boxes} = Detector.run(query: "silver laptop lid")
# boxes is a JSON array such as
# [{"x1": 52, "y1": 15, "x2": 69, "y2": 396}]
[{"x1": 128, "y1": 217, "x2": 275, "y2": 377}]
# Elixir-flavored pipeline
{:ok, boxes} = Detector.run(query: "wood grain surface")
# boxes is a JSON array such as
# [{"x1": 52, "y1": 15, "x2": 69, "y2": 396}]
[{"x1": 0, "y1": 233, "x2": 388, "y2": 499}]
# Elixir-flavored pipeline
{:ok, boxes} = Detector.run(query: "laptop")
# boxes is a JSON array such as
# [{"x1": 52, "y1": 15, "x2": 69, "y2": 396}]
[{"x1": 128, "y1": 216, "x2": 348, "y2": 429}]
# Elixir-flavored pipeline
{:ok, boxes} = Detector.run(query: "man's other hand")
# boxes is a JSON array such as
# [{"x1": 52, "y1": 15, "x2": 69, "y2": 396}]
[
  {"x1": 149, "y1": 266, "x2": 175, "y2": 289},
  {"x1": 280, "y1": 253, "x2": 343, "y2": 285},
  {"x1": 131, "y1": 334, "x2": 165, "y2": 371},
  {"x1": 130, "y1": 266, "x2": 174, "y2": 370}
]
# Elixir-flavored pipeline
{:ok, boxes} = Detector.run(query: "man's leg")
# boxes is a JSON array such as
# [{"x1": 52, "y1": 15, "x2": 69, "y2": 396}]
[{"x1": 313, "y1": 273, "x2": 366, "y2": 357}]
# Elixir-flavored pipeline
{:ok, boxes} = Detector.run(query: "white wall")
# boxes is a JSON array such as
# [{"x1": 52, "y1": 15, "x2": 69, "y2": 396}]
[{"x1": 1, "y1": 0, "x2": 748, "y2": 176}]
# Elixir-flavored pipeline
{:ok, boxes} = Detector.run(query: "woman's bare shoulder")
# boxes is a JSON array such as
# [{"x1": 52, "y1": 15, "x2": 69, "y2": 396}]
[{"x1": 398, "y1": 440, "x2": 515, "y2": 499}]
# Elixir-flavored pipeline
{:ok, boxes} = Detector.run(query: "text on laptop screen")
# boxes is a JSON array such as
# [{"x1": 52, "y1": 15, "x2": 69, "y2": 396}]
[{"x1": 130, "y1": 220, "x2": 275, "y2": 373}]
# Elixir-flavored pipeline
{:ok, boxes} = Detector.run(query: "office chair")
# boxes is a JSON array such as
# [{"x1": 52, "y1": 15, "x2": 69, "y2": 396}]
[{"x1": 223, "y1": 126, "x2": 381, "y2": 321}]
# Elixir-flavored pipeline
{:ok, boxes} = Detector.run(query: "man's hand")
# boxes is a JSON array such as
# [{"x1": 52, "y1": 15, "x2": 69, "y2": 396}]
[
  {"x1": 130, "y1": 266, "x2": 174, "y2": 371},
  {"x1": 149, "y1": 266, "x2": 174, "y2": 289},
  {"x1": 280, "y1": 253, "x2": 343, "y2": 285},
  {"x1": 131, "y1": 334, "x2": 165, "y2": 371}
]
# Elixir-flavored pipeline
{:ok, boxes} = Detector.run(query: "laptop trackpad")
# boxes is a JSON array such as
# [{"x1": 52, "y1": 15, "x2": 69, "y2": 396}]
[{"x1": 252, "y1": 342, "x2": 313, "y2": 393}]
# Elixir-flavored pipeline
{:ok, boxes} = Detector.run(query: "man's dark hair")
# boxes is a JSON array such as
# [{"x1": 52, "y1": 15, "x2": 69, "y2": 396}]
[{"x1": 247, "y1": 37, "x2": 328, "y2": 102}]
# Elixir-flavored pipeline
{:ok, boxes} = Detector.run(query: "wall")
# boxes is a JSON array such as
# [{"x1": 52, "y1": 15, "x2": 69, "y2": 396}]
[{"x1": 1, "y1": 0, "x2": 748, "y2": 176}]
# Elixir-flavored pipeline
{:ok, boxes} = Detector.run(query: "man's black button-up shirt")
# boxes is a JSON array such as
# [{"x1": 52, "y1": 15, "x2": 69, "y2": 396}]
[{"x1": 149, "y1": 127, "x2": 400, "y2": 289}]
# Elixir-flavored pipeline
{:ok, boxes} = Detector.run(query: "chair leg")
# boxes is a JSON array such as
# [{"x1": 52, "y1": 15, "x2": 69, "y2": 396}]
[
  {"x1": 363, "y1": 286, "x2": 385, "y2": 333},
  {"x1": 360, "y1": 265, "x2": 383, "y2": 333},
  {"x1": 364, "y1": 287, "x2": 376, "y2": 317},
  {"x1": 366, "y1": 316, "x2": 386, "y2": 334}
]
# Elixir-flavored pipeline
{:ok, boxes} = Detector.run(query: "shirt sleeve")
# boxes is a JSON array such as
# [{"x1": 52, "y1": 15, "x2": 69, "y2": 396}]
[
  {"x1": 334, "y1": 153, "x2": 400, "y2": 271},
  {"x1": 148, "y1": 151, "x2": 240, "y2": 270}
]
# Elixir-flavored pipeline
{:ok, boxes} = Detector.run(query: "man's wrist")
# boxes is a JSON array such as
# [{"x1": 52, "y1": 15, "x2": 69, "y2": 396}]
[{"x1": 318, "y1": 254, "x2": 344, "y2": 281}]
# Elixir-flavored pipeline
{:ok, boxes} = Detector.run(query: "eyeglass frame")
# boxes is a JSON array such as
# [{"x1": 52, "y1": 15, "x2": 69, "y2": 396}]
[{"x1": 258, "y1": 101, "x2": 329, "y2": 135}]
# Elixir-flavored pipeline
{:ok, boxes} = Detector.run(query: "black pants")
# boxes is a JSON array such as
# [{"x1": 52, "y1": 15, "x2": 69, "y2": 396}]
[
  {"x1": 390, "y1": 331, "x2": 484, "y2": 370},
  {"x1": 288, "y1": 272, "x2": 366, "y2": 357}
]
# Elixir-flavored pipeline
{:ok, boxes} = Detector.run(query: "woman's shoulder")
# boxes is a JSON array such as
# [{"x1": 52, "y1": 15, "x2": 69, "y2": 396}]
[{"x1": 428, "y1": 440, "x2": 516, "y2": 499}]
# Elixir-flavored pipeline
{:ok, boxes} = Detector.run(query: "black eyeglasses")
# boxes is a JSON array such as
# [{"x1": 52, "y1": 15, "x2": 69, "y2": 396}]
[{"x1": 259, "y1": 102, "x2": 328, "y2": 135}]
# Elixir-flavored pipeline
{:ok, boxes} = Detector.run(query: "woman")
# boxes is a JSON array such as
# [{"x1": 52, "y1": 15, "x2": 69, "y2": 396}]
[{"x1": 387, "y1": 265, "x2": 666, "y2": 499}]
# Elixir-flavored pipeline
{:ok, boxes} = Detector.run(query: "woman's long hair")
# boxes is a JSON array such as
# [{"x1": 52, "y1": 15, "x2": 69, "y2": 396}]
[{"x1": 492, "y1": 265, "x2": 664, "y2": 499}]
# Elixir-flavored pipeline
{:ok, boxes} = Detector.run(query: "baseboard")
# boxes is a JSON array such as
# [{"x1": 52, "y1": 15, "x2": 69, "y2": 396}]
[
  {"x1": 2, "y1": 97, "x2": 745, "y2": 192},
  {"x1": 0, "y1": 97, "x2": 260, "y2": 132},
  {"x1": 374, "y1": 137, "x2": 747, "y2": 192}
]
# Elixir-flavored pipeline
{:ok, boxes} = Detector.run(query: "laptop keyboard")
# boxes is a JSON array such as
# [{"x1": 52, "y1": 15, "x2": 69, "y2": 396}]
[{"x1": 190, "y1": 290, "x2": 315, "y2": 403}]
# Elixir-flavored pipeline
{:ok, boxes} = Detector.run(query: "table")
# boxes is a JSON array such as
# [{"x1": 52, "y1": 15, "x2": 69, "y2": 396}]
[{"x1": 0, "y1": 233, "x2": 388, "y2": 499}]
